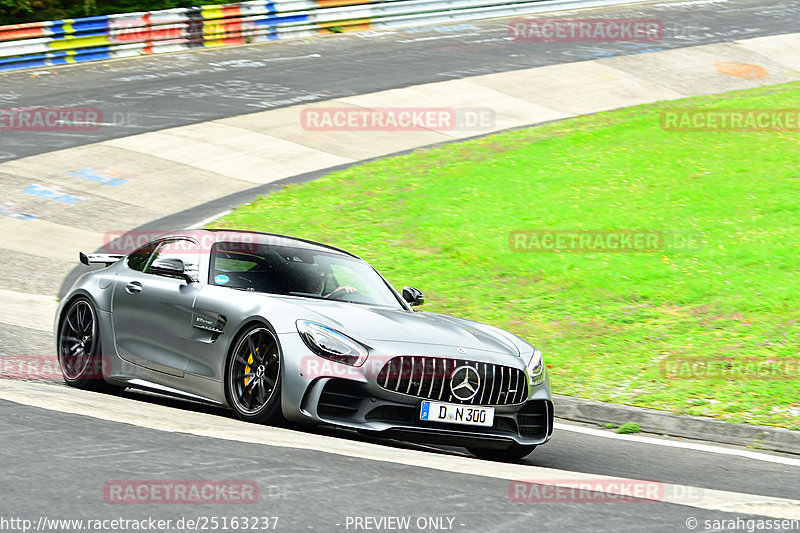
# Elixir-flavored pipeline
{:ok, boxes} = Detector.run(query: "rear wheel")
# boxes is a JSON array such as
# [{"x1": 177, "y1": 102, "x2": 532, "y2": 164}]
[
  {"x1": 225, "y1": 325, "x2": 283, "y2": 424},
  {"x1": 57, "y1": 297, "x2": 110, "y2": 390},
  {"x1": 467, "y1": 444, "x2": 536, "y2": 462}
]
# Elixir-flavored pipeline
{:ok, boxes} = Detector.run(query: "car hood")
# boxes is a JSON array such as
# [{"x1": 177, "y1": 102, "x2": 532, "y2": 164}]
[{"x1": 282, "y1": 297, "x2": 521, "y2": 357}]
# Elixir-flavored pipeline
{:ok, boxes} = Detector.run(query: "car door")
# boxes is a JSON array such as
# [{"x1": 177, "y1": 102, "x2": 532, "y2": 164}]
[{"x1": 112, "y1": 237, "x2": 202, "y2": 377}]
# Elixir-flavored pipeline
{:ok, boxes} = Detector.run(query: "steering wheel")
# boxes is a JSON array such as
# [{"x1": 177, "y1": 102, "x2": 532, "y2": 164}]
[{"x1": 324, "y1": 286, "x2": 359, "y2": 300}]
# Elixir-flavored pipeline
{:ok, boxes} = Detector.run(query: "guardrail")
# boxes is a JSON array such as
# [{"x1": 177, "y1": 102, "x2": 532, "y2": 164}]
[{"x1": 0, "y1": 0, "x2": 641, "y2": 72}]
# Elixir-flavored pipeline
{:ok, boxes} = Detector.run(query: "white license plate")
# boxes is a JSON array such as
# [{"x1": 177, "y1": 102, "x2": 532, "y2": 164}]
[{"x1": 420, "y1": 401, "x2": 495, "y2": 427}]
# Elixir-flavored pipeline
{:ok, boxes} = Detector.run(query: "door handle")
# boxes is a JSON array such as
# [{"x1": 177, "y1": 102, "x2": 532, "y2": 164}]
[{"x1": 125, "y1": 281, "x2": 143, "y2": 294}]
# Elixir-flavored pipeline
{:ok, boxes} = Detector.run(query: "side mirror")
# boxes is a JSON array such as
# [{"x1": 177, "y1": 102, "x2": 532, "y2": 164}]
[
  {"x1": 151, "y1": 258, "x2": 194, "y2": 283},
  {"x1": 402, "y1": 286, "x2": 425, "y2": 307}
]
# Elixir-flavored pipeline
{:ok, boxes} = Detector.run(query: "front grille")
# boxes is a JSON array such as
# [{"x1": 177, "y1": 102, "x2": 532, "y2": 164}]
[
  {"x1": 376, "y1": 356, "x2": 527, "y2": 405},
  {"x1": 317, "y1": 380, "x2": 363, "y2": 419}
]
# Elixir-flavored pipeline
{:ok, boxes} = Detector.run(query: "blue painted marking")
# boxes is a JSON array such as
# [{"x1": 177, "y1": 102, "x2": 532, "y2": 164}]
[
  {"x1": 1, "y1": 62, "x2": 45, "y2": 71},
  {"x1": 0, "y1": 204, "x2": 38, "y2": 220},
  {"x1": 45, "y1": 16, "x2": 110, "y2": 37},
  {"x1": 73, "y1": 45, "x2": 112, "y2": 55},
  {"x1": 5, "y1": 212, "x2": 37, "y2": 220},
  {"x1": 215, "y1": 274, "x2": 230, "y2": 285},
  {"x1": 0, "y1": 57, "x2": 48, "y2": 70},
  {"x1": 255, "y1": 14, "x2": 308, "y2": 27},
  {"x1": 50, "y1": 20, "x2": 67, "y2": 36},
  {"x1": 0, "y1": 46, "x2": 109, "y2": 67},
  {"x1": 23, "y1": 184, "x2": 83, "y2": 204},
  {"x1": 72, "y1": 16, "x2": 111, "y2": 33},
  {"x1": 73, "y1": 51, "x2": 111, "y2": 62},
  {"x1": 69, "y1": 168, "x2": 128, "y2": 186}
]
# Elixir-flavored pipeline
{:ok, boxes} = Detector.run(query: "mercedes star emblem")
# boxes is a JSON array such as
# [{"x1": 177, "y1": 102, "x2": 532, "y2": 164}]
[{"x1": 450, "y1": 365, "x2": 481, "y2": 401}]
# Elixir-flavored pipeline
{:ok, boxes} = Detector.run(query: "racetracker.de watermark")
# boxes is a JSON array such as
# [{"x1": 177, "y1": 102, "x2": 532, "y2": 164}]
[
  {"x1": 104, "y1": 481, "x2": 258, "y2": 504},
  {"x1": 661, "y1": 109, "x2": 800, "y2": 131},
  {"x1": 509, "y1": 18, "x2": 664, "y2": 42},
  {"x1": 509, "y1": 480, "x2": 667, "y2": 503},
  {"x1": 305, "y1": 355, "x2": 417, "y2": 381},
  {"x1": 299, "y1": 107, "x2": 496, "y2": 131},
  {"x1": 0, "y1": 107, "x2": 139, "y2": 132},
  {"x1": 0, "y1": 355, "x2": 110, "y2": 380},
  {"x1": 1, "y1": 107, "x2": 101, "y2": 131},
  {"x1": 660, "y1": 356, "x2": 799, "y2": 381},
  {"x1": 102, "y1": 230, "x2": 260, "y2": 255},
  {"x1": 299, "y1": 355, "x2": 479, "y2": 381},
  {"x1": 508, "y1": 229, "x2": 704, "y2": 253}
]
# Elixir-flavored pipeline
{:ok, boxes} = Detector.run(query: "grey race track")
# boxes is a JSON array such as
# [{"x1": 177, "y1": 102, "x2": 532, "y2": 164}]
[
  {"x1": 1, "y1": 0, "x2": 800, "y2": 161},
  {"x1": 2, "y1": 397, "x2": 799, "y2": 532}
]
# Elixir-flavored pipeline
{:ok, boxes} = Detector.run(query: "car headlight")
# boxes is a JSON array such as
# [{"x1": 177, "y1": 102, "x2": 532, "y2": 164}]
[
  {"x1": 527, "y1": 348, "x2": 545, "y2": 386},
  {"x1": 296, "y1": 320, "x2": 368, "y2": 367}
]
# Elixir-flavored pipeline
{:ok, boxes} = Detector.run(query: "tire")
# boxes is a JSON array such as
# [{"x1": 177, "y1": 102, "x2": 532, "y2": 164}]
[
  {"x1": 225, "y1": 324, "x2": 283, "y2": 424},
  {"x1": 57, "y1": 297, "x2": 115, "y2": 391},
  {"x1": 467, "y1": 444, "x2": 537, "y2": 462}
]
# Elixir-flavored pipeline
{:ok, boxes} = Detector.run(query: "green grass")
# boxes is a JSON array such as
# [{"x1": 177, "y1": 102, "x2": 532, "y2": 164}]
[
  {"x1": 217, "y1": 82, "x2": 800, "y2": 430},
  {"x1": 617, "y1": 423, "x2": 642, "y2": 435}
]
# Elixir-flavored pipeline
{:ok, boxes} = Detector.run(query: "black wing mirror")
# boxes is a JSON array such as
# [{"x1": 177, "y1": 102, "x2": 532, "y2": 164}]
[
  {"x1": 402, "y1": 286, "x2": 425, "y2": 307},
  {"x1": 151, "y1": 258, "x2": 194, "y2": 283}
]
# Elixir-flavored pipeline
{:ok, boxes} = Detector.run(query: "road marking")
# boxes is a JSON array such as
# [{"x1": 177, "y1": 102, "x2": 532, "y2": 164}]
[
  {"x1": 554, "y1": 423, "x2": 800, "y2": 468},
  {"x1": 23, "y1": 184, "x2": 83, "y2": 204},
  {"x1": 0, "y1": 380, "x2": 798, "y2": 519}
]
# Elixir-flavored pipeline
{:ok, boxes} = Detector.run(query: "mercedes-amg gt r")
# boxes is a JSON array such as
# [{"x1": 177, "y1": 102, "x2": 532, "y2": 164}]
[{"x1": 55, "y1": 230, "x2": 553, "y2": 460}]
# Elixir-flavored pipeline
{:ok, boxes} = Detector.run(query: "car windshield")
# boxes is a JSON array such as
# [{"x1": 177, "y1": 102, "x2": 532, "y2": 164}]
[{"x1": 210, "y1": 241, "x2": 404, "y2": 308}]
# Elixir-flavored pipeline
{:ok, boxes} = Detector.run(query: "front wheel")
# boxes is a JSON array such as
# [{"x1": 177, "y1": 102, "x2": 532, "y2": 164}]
[
  {"x1": 225, "y1": 324, "x2": 283, "y2": 424},
  {"x1": 467, "y1": 444, "x2": 536, "y2": 462}
]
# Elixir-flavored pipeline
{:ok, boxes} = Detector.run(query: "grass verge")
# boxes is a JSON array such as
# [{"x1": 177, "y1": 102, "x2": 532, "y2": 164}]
[{"x1": 217, "y1": 82, "x2": 800, "y2": 429}]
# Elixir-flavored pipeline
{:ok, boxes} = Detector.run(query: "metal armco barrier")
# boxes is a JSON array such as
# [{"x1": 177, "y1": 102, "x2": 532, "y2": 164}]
[{"x1": 0, "y1": 0, "x2": 643, "y2": 71}]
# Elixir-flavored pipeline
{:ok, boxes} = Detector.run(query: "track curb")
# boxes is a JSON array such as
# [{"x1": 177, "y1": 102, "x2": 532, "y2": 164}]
[{"x1": 554, "y1": 394, "x2": 800, "y2": 455}]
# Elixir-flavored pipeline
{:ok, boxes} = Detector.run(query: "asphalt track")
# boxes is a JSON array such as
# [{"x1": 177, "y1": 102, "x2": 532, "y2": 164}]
[
  {"x1": 0, "y1": 400, "x2": 786, "y2": 533},
  {"x1": 1, "y1": 0, "x2": 800, "y2": 531},
  {"x1": 2, "y1": 386, "x2": 800, "y2": 532},
  {"x1": 2, "y1": 0, "x2": 800, "y2": 161}
]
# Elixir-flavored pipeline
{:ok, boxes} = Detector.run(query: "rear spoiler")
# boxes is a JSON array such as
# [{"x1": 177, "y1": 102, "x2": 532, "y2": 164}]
[{"x1": 79, "y1": 252, "x2": 124, "y2": 266}]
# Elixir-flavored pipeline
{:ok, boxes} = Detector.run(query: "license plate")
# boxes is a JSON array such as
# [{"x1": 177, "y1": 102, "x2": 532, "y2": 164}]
[{"x1": 420, "y1": 400, "x2": 495, "y2": 427}]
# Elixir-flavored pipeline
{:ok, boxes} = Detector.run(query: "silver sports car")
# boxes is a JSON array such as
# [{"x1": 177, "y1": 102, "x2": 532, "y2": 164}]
[{"x1": 55, "y1": 230, "x2": 553, "y2": 460}]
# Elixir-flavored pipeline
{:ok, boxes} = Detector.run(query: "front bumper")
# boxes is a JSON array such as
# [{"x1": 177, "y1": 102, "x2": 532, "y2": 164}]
[
  {"x1": 293, "y1": 376, "x2": 553, "y2": 448},
  {"x1": 278, "y1": 333, "x2": 554, "y2": 448},
  {"x1": 331, "y1": 379, "x2": 553, "y2": 448}
]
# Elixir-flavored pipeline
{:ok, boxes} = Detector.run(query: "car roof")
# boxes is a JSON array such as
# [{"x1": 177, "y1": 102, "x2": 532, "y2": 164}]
[{"x1": 205, "y1": 229, "x2": 361, "y2": 260}]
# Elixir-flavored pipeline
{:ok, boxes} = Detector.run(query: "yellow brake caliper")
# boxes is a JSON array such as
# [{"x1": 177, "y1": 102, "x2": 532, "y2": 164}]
[{"x1": 244, "y1": 347, "x2": 257, "y2": 394}]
